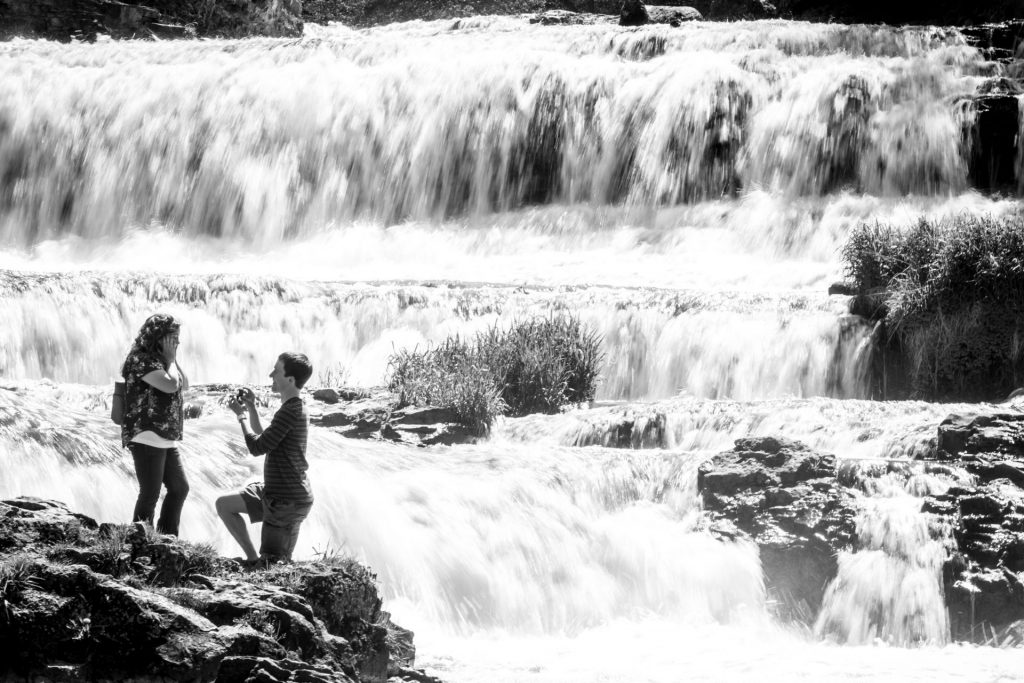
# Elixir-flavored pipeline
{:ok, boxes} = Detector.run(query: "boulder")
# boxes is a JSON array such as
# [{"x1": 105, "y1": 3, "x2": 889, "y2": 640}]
[
  {"x1": 259, "y1": 563, "x2": 395, "y2": 681},
  {"x1": 620, "y1": 1, "x2": 702, "y2": 26},
  {"x1": 314, "y1": 388, "x2": 342, "y2": 404},
  {"x1": 648, "y1": 5, "x2": 702, "y2": 25},
  {"x1": 619, "y1": 0, "x2": 650, "y2": 25},
  {"x1": 698, "y1": 437, "x2": 857, "y2": 621},
  {"x1": 919, "y1": 409, "x2": 1024, "y2": 643},
  {"x1": 936, "y1": 410, "x2": 1024, "y2": 459}
]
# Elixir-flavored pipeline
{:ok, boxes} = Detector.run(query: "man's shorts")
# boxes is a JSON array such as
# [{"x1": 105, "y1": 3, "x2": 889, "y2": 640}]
[{"x1": 239, "y1": 482, "x2": 313, "y2": 562}]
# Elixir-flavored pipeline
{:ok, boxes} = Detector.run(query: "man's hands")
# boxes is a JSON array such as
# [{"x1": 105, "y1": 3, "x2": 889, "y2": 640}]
[{"x1": 228, "y1": 388, "x2": 256, "y2": 417}]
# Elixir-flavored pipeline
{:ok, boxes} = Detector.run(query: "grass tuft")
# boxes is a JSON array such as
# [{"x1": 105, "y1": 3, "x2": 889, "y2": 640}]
[
  {"x1": 843, "y1": 214, "x2": 1024, "y2": 398},
  {"x1": 388, "y1": 315, "x2": 604, "y2": 433},
  {"x1": 1, "y1": 554, "x2": 41, "y2": 620}
]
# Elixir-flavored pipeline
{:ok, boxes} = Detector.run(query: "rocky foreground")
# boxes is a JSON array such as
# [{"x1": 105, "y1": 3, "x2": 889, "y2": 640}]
[
  {"x1": 698, "y1": 408, "x2": 1024, "y2": 644},
  {"x1": 0, "y1": 498, "x2": 436, "y2": 682}
]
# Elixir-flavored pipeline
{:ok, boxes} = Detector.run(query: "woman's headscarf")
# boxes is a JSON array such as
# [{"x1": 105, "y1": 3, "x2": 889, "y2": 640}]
[{"x1": 121, "y1": 314, "x2": 181, "y2": 375}]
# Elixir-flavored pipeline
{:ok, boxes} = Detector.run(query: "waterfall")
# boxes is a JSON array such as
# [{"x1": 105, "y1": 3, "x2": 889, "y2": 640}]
[
  {"x1": 1, "y1": 14, "x2": 1022, "y2": 682},
  {"x1": 0, "y1": 271, "x2": 871, "y2": 400},
  {"x1": 0, "y1": 21, "x2": 1007, "y2": 244}
]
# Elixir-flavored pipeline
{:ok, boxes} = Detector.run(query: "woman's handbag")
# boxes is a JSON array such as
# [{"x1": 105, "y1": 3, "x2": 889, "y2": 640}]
[{"x1": 111, "y1": 380, "x2": 126, "y2": 425}]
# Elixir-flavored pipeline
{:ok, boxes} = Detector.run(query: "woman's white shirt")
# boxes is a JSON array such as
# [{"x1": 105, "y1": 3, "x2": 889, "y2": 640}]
[{"x1": 130, "y1": 431, "x2": 181, "y2": 448}]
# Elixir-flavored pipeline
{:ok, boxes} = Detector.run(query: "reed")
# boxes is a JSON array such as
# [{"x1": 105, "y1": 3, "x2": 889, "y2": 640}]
[
  {"x1": 388, "y1": 315, "x2": 604, "y2": 433},
  {"x1": 843, "y1": 214, "x2": 1024, "y2": 398}
]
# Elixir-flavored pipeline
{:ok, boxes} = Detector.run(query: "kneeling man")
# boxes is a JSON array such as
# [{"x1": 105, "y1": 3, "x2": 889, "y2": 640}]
[{"x1": 217, "y1": 352, "x2": 314, "y2": 563}]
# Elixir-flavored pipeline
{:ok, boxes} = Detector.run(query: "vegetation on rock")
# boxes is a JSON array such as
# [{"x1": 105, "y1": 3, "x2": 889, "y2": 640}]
[
  {"x1": 0, "y1": 497, "x2": 422, "y2": 683},
  {"x1": 387, "y1": 316, "x2": 604, "y2": 434},
  {"x1": 843, "y1": 215, "x2": 1024, "y2": 400}
]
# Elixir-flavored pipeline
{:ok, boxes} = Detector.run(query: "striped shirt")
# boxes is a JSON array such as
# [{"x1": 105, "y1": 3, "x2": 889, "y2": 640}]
[{"x1": 245, "y1": 397, "x2": 313, "y2": 503}]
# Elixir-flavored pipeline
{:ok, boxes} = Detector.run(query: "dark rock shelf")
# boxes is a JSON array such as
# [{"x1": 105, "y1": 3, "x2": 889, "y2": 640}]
[
  {"x1": 0, "y1": 497, "x2": 436, "y2": 683},
  {"x1": 697, "y1": 410, "x2": 1024, "y2": 644}
]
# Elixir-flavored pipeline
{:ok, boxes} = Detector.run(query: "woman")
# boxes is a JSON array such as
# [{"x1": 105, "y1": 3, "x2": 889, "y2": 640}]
[{"x1": 121, "y1": 313, "x2": 190, "y2": 535}]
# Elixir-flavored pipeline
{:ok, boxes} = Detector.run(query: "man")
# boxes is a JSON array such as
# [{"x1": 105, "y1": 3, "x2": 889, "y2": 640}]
[{"x1": 217, "y1": 352, "x2": 314, "y2": 564}]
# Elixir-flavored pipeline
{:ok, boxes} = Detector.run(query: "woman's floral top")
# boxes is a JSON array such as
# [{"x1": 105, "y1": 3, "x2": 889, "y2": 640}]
[{"x1": 120, "y1": 349, "x2": 183, "y2": 447}]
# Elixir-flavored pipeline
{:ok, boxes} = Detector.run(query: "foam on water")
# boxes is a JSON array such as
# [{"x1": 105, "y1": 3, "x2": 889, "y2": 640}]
[
  {"x1": 1, "y1": 15, "x2": 1022, "y2": 682},
  {"x1": 2, "y1": 383, "x2": 1021, "y2": 680},
  {"x1": 0, "y1": 19, "x2": 1012, "y2": 244},
  {"x1": 0, "y1": 270, "x2": 870, "y2": 400}
]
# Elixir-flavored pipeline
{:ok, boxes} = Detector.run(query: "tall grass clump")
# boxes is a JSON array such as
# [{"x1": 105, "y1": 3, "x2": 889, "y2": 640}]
[
  {"x1": 843, "y1": 214, "x2": 1024, "y2": 399},
  {"x1": 388, "y1": 316, "x2": 604, "y2": 434}
]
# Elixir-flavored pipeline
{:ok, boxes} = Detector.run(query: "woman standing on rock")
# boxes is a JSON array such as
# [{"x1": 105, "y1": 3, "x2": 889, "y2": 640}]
[{"x1": 120, "y1": 313, "x2": 190, "y2": 536}]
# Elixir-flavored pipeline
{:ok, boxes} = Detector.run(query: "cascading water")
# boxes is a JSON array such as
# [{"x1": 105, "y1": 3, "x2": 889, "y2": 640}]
[{"x1": 1, "y1": 15, "x2": 1022, "y2": 682}]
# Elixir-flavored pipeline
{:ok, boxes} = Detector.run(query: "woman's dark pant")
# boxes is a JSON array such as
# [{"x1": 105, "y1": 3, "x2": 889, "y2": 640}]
[{"x1": 129, "y1": 443, "x2": 189, "y2": 536}]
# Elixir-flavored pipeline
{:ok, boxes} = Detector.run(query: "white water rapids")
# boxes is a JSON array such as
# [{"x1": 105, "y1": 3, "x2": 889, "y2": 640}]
[{"x1": 1, "y1": 15, "x2": 1022, "y2": 682}]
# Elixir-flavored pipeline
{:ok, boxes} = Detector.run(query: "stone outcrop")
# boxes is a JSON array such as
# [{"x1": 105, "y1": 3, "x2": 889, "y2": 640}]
[
  {"x1": 188, "y1": 384, "x2": 477, "y2": 447},
  {"x1": 310, "y1": 387, "x2": 478, "y2": 447},
  {"x1": 0, "y1": 0, "x2": 302, "y2": 41},
  {"x1": 530, "y1": 8, "x2": 616, "y2": 23},
  {"x1": 960, "y1": 77, "x2": 1024, "y2": 193},
  {"x1": 922, "y1": 410, "x2": 1024, "y2": 642},
  {"x1": 620, "y1": 0, "x2": 702, "y2": 25},
  {"x1": 698, "y1": 420, "x2": 1024, "y2": 644},
  {"x1": 0, "y1": 497, "x2": 429, "y2": 683},
  {"x1": 698, "y1": 436, "x2": 858, "y2": 621}
]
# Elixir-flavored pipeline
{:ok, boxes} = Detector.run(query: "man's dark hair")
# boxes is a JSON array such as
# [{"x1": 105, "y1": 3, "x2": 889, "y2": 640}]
[{"x1": 279, "y1": 352, "x2": 313, "y2": 389}]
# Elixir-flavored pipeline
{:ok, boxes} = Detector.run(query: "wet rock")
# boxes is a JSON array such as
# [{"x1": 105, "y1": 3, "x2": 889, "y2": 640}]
[
  {"x1": 920, "y1": 409, "x2": 1024, "y2": 643},
  {"x1": 962, "y1": 21, "x2": 1024, "y2": 62},
  {"x1": 698, "y1": 437, "x2": 857, "y2": 622},
  {"x1": 936, "y1": 410, "x2": 1024, "y2": 459},
  {"x1": 313, "y1": 394, "x2": 477, "y2": 447},
  {"x1": 620, "y1": 1, "x2": 701, "y2": 26},
  {"x1": 619, "y1": 0, "x2": 650, "y2": 25},
  {"x1": 962, "y1": 78, "x2": 1023, "y2": 193}
]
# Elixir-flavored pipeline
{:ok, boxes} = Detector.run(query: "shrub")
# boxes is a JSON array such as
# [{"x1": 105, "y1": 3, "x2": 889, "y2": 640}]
[
  {"x1": 475, "y1": 316, "x2": 604, "y2": 415},
  {"x1": 388, "y1": 316, "x2": 604, "y2": 432},
  {"x1": 388, "y1": 340, "x2": 506, "y2": 436},
  {"x1": 843, "y1": 214, "x2": 1024, "y2": 399}
]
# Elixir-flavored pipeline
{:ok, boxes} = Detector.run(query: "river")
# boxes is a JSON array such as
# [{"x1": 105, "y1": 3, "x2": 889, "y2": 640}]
[{"x1": 0, "y1": 16, "x2": 1021, "y2": 682}]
